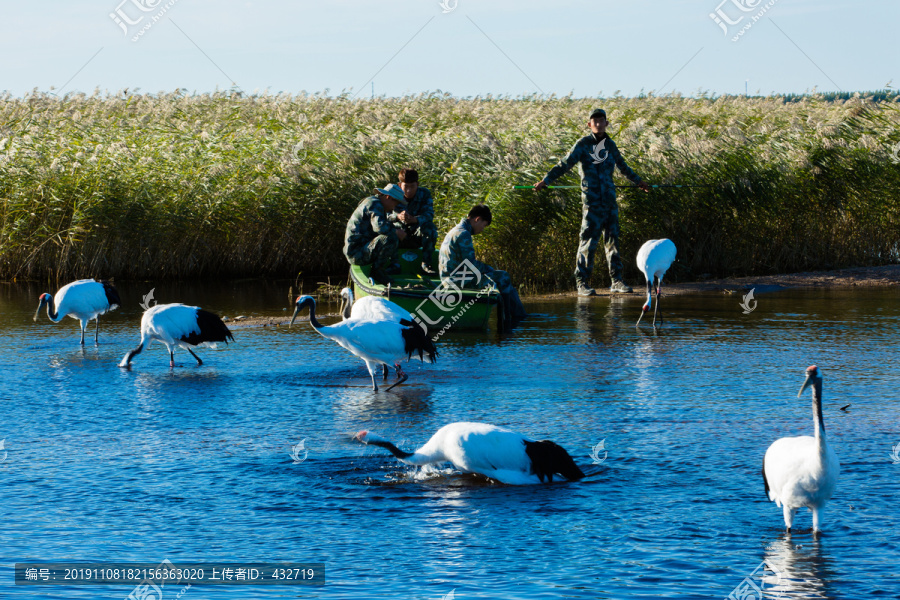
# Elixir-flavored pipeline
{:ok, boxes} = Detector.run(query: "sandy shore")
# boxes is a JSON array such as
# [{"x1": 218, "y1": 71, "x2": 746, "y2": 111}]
[
  {"x1": 531, "y1": 264, "x2": 900, "y2": 299},
  {"x1": 222, "y1": 310, "x2": 341, "y2": 329},
  {"x1": 667, "y1": 264, "x2": 900, "y2": 294},
  {"x1": 226, "y1": 265, "x2": 900, "y2": 327}
]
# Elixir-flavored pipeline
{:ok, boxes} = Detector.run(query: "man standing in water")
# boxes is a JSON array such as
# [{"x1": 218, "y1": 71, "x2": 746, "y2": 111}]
[
  {"x1": 344, "y1": 184, "x2": 407, "y2": 285},
  {"x1": 391, "y1": 168, "x2": 438, "y2": 276},
  {"x1": 535, "y1": 108, "x2": 649, "y2": 296}
]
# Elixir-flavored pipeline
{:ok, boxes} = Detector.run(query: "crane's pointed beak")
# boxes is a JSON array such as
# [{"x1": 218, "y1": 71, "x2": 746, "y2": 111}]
[
  {"x1": 33, "y1": 298, "x2": 46, "y2": 321},
  {"x1": 798, "y1": 374, "x2": 813, "y2": 397},
  {"x1": 289, "y1": 305, "x2": 300, "y2": 326}
]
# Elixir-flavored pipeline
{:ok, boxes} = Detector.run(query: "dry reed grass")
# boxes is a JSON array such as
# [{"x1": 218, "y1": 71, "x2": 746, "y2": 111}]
[{"x1": 1, "y1": 90, "x2": 898, "y2": 289}]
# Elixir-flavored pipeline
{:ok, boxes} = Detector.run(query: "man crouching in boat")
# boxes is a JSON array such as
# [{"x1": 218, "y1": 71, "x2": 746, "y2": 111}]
[
  {"x1": 391, "y1": 168, "x2": 439, "y2": 276},
  {"x1": 344, "y1": 183, "x2": 407, "y2": 285},
  {"x1": 439, "y1": 204, "x2": 527, "y2": 328}
]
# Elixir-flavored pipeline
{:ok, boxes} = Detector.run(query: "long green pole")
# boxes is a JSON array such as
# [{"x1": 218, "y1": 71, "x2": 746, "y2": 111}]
[{"x1": 512, "y1": 184, "x2": 712, "y2": 189}]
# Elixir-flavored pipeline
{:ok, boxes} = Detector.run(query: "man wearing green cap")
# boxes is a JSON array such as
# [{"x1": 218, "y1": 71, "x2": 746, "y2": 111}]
[
  {"x1": 344, "y1": 183, "x2": 408, "y2": 285},
  {"x1": 535, "y1": 108, "x2": 649, "y2": 296}
]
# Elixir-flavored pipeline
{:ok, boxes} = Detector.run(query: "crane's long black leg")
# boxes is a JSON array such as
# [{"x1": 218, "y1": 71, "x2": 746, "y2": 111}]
[
  {"x1": 169, "y1": 349, "x2": 175, "y2": 368},
  {"x1": 652, "y1": 294, "x2": 660, "y2": 327},
  {"x1": 371, "y1": 371, "x2": 379, "y2": 392},
  {"x1": 382, "y1": 364, "x2": 389, "y2": 381},
  {"x1": 656, "y1": 285, "x2": 663, "y2": 327},
  {"x1": 385, "y1": 364, "x2": 408, "y2": 392},
  {"x1": 95, "y1": 316, "x2": 100, "y2": 345},
  {"x1": 80, "y1": 322, "x2": 86, "y2": 346},
  {"x1": 187, "y1": 348, "x2": 203, "y2": 365}
]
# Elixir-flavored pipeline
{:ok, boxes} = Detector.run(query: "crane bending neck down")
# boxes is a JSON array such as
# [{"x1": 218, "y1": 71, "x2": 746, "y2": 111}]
[
  {"x1": 290, "y1": 295, "x2": 437, "y2": 392},
  {"x1": 635, "y1": 239, "x2": 676, "y2": 328},
  {"x1": 355, "y1": 423, "x2": 585, "y2": 485}
]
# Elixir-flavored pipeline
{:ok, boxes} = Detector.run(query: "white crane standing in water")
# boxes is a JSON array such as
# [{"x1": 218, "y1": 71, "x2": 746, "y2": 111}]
[
  {"x1": 34, "y1": 279, "x2": 121, "y2": 344},
  {"x1": 119, "y1": 303, "x2": 233, "y2": 368},
  {"x1": 291, "y1": 295, "x2": 436, "y2": 392},
  {"x1": 355, "y1": 422, "x2": 585, "y2": 485},
  {"x1": 635, "y1": 238, "x2": 676, "y2": 327},
  {"x1": 340, "y1": 287, "x2": 415, "y2": 382},
  {"x1": 763, "y1": 365, "x2": 840, "y2": 534}
]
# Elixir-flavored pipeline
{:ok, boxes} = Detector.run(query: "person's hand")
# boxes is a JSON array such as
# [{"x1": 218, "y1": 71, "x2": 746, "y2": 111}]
[
  {"x1": 534, "y1": 180, "x2": 548, "y2": 191},
  {"x1": 398, "y1": 211, "x2": 418, "y2": 225},
  {"x1": 637, "y1": 182, "x2": 651, "y2": 192},
  {"x1": 396, "y1": 229, "x2": 407, "y2": 241}
]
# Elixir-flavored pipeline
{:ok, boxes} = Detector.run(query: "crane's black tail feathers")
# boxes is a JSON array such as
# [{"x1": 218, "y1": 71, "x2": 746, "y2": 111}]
[
  {"x1": 100, "y1": 280, "x2": 121, "y2": 311},
  {"x1": 400, "y1": 318, "x2": 437, "y2": 364},
  {"x1": 181, "y1": 309, "x2": 234, "y2": 345},
  {"x1": 762, "y1": 458, "x2": 770, "y2": 499},
  {"x1": 524, "y1": 440, "x2": 585, "y2": 483}
]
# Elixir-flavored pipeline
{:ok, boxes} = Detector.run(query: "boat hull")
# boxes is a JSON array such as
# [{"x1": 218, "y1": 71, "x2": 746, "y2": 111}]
[{"x1": 348, "y1": 249, "x2": 500, "y2": 331}]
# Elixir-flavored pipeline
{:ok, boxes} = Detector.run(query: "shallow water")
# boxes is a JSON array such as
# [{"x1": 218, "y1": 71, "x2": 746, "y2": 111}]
[{"x1": 2, "y1": 281, "x2": 900, "y2": 599}]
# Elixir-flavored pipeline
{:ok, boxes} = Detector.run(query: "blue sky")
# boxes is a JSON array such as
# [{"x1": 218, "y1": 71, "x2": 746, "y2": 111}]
[{"x1": 3, "y1": 0, "x2": 897, "y2": 98}]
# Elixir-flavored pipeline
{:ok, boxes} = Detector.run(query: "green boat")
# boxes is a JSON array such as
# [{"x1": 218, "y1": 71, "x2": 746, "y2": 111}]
[{"x1": 349, "y1": 249, "x2": 502, "y2": 331}]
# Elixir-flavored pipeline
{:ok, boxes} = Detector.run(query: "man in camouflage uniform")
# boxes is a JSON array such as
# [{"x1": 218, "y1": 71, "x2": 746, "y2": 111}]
[
  {"x1": 439, "y1": 204, "x2": 527, "y2": 326},
  {"x1": 391, "y1": 168, "x2": 439, "y2": 275},
  {"x1": 344, "y1": 183, "x2": 408, "y2": 285},
  {"x1": 535, "y1": 108, "x2": 650, "y2": 296}
]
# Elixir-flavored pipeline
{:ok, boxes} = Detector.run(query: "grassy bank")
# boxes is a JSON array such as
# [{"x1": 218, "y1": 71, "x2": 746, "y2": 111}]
[{"x1": 1, "y1": 90, "x2": 898, "y2": 289}]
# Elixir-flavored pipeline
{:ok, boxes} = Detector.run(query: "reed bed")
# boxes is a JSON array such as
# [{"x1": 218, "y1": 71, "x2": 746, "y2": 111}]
[{"x1": 1, "y1": 90, "x2": 898, "y2": 289}]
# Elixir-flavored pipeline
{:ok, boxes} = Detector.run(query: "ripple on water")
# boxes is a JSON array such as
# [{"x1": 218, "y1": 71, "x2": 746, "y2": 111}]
[{"x1": 1, "y1": 285, "x2": 900, "y2": 598}]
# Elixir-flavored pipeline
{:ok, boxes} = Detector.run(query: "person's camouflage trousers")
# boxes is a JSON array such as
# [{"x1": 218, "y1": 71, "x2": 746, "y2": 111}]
[
  {"x1": 397, "y1": 222, "x2": 437, "y2": 254},
  {"x1": 575, "y1": 203, "x2": 622, "y2": 285},
  {"x1": 486, "y1": 270, "x2": 528, "y2": 323},
  {"x1": 345, "y1": 234, "x2": 399, "y2": 275}
]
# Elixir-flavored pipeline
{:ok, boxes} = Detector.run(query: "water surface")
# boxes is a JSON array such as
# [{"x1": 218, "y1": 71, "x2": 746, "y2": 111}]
[{"x1": 2, "y1": 282, "x2": 899, "y2": 599}]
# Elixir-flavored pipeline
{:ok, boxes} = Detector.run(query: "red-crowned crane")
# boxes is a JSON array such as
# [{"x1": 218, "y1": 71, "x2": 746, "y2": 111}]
[
  {"x1": 340, "y1": 287, "x2": 415, "y2": 382},
  {"x1": 763, "y1": 366, "x2": 840, "y2": 534},
  {"x1": 119, "y1": 303, "x2": 233, "y2": 368},
  {"x1": 355, "y1": 422, "x2": 585, "y2": 485},
  {"x1": 291, "y1": 295, "x2": 436, "y2": 392},
  {"x1": 339, "y1": 287, "x2": 411, "y2": 322},
  {"x1": 636, "y1": 238, "x2": 676, "y2": 327},
  {"x1": 34, "y1": 279, "x2": 121, "y2": 344}
]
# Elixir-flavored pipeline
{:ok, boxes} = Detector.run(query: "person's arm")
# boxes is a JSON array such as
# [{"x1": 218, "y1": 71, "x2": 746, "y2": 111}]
[
  {"x1": 535, "y1": 140, "x2": 581, "y2": 190},
  {"x1": 413, "y1": 188, "x2": 434, "y2": 226},
  {"x1": 610, "y1": 139, "x2": 649, "y2": 191},
  {"x1": 458, "y1": 231, "x2": 493, "y2": 276},
  {"x1": 369, "y1": 205, "x2": 397, "y2": 237}
]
